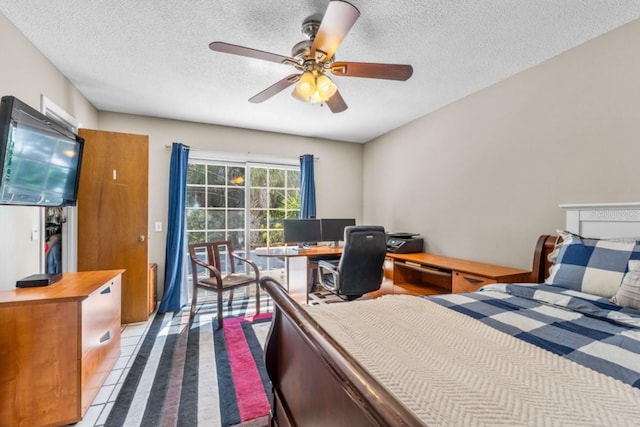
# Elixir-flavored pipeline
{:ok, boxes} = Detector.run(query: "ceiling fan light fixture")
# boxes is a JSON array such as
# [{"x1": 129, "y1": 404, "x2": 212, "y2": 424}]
[
  {"x1": 294, "y1": 71, "x2": 316, "y2": 99},
  {"x1": 292, "y1": 71, "x2": 337, "y2": 104},
  {"x1": 310, "y1": 90, "x2": 323, "y2": 104},
  {"x1": 316, "y1": 74, "x2": 337, "y2": 99}
]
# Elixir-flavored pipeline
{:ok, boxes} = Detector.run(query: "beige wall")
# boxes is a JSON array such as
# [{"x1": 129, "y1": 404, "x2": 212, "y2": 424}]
[
  {"x1": 97, "y1": 113, "x2": 363, "y2": 291},
  {"x1": 0, "y1": 14, "x2": 98, "y2": 289},
  {"x1": 364, "y1": 20, "x2": 640, "y2": 270}
]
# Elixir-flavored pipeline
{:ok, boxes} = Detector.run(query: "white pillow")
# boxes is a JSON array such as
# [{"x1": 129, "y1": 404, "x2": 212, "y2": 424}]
[{"x1": 611, "y1": 260, "x2": 640, "y2": 310}]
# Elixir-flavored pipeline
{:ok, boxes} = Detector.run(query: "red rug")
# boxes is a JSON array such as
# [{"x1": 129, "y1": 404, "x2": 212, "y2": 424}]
[{"x1": 220, "y1": 313, "x2": 273, "y2": 423}]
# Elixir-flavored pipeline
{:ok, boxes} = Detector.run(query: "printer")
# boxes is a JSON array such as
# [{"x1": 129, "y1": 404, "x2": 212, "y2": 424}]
[{"x1": 386, "y1": 232, "x2": 424, "y2": 254}]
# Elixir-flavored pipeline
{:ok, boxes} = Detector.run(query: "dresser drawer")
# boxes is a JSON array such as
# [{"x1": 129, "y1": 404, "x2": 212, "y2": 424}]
[
  {"x1": 81, "y1": 317, "x2": 120, "y2": 413},
  {"x1": 452, "y1": 271, "x2": 495, "y2": 293},
  {"x1": 81, "y1": 276, "x2": 122, "y2": 413},
  {"x1": 82, "y1": 276, "x2": 121, "y2": 355}
]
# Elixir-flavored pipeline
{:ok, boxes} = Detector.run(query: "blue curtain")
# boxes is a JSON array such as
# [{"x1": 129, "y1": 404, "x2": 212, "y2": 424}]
[
  {"x1": 158, "y1": 143, "x2": 190, "y2": 313},
  {"x1": 299, "y1": 154, "x2": 316, "y2": 219}
]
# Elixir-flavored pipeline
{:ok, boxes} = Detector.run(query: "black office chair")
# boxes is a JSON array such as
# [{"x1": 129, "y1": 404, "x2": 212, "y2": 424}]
[{"x1": 318, "y1": 225, "x2": 387, "y2": 300}]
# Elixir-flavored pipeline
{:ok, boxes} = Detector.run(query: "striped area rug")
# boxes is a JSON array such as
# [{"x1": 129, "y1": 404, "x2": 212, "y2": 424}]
[{"x1": 105, "y1": 296, "x2": 272, "y2": 427}]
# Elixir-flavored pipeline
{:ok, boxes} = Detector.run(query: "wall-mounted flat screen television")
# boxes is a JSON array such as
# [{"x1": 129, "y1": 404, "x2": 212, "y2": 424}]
[{"x1": 0, "y1": 96, "x2": 84, "y2": 207}]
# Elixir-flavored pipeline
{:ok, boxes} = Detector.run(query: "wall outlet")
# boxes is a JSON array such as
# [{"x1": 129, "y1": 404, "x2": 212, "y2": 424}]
[{"x1": 154, "y1": 221, "x2": 162, "y2": 232}]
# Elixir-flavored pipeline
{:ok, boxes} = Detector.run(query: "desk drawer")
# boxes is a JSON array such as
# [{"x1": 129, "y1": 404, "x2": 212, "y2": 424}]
[{"x1": 452, "y1": 271, "x2": 495, "y2": 293}]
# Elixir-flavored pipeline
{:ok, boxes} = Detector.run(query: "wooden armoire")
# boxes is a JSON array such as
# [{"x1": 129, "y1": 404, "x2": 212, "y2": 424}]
[{"x1": 77, "y1": 129, "x2": 150, "y2": 323}]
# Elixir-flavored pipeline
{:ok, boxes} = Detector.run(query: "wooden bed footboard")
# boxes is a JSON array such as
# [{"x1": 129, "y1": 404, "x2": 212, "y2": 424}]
[
  {"x1": 260, "y1": 235, "x2": 557, "y2": 426},
  {"x1": 260, "y1": 277, "x2": 423, "y2": 426}
]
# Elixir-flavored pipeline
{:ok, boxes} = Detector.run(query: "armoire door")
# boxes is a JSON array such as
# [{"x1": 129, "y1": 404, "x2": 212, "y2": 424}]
[{"x1": 77, "y1": 129, "x2": 149, "y2": 323}]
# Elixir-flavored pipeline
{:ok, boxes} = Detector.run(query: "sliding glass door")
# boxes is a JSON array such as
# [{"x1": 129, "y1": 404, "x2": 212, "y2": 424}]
[
  {"x1": 247, "y1": 166, "x2": 300, "y2": 274},
  {"x1": 186, "y1": 160, "x2": 300, "y2": 277}
]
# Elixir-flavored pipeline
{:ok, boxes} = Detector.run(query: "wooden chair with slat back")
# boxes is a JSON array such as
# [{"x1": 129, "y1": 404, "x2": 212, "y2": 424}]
[{"x1": 188, "y1": 241, "x2": 260, "y2": 329}]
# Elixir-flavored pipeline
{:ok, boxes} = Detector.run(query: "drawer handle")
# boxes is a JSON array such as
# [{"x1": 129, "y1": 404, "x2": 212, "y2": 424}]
[
  {"x1": 101, "y1": 286, "x2": 112, "y2": 295},
  {"x1": 100, "y1": 331, "x2": 111, "y2": 343},
  {"x1": 463, "y1": 276, "x2": 484, "y2": 284}
]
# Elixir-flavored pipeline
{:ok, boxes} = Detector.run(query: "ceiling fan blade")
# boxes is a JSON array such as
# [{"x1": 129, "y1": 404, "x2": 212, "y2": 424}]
[
  {"x1": 249, "y1": 74, "x2": 300, "y2": 103},
  {"x1": 209, "y1": 41, "x2": 292, "y2": 65},
  {"x1": 311, "y1": 1, "x2": 360, "y2": 61},
  {"x1": 326, "y1": 90, "x2": 348, "y2": 113},
  {"x1": 331, "y1": 62, "x2": 413, "y2": 81}
]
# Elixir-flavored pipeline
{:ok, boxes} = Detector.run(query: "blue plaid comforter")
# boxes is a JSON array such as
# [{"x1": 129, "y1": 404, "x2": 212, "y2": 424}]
[{"x1": 428, "y1": 283, "x2": 640, "y2": 389}]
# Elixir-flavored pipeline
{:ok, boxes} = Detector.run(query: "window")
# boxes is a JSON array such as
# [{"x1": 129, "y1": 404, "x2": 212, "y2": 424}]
[
  {"x1": 248, "y1": 166, "x2": 301, "y2": 251},
  {"x1": 186, "y1": 160, "x2": 300, "y2": 276}
]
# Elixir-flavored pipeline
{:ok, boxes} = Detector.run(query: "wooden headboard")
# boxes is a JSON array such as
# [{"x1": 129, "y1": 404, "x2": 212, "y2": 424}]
[
  {"x1": 531, "y1": 234, "x2": 558, "y2": 283},
  {"x1": 531, "y1": 202, "x2": 640, "y2": 284}
]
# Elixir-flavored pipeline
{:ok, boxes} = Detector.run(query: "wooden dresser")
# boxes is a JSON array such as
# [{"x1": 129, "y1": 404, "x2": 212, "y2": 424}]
[
  {"x1": 0, "y1": 270, "x2": 123, "y2": 427},
  {"x1": 386, "y1": 252, "x2": 530, "y2": 296}
]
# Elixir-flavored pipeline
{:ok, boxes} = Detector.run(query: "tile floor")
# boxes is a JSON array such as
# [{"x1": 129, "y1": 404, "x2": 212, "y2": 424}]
[{"x1": 73, "y1": 314, "x2": 155, "y2": 426}]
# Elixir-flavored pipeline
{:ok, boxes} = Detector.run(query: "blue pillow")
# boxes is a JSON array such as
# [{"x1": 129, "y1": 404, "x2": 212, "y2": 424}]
[{"x1": 545, "y1": 231, "x2": 640, "y2": 297}]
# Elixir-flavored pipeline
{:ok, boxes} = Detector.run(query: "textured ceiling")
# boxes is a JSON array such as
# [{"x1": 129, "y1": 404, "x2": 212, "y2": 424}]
[{"x1": 1, "y1": 1, "x2": 639, "y2": 143}]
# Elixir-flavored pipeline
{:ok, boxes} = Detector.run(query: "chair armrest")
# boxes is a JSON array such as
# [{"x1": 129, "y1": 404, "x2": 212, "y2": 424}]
[
  {"x1": 190, "y1": 256, "x2": 223, "y2": 283},
  {"x1": 318, "y1": 260, "x2": 340, "y2": 291},
  {"x1": 230, "y1": 252, "x2": 260, "y2": 280},
  {"x1": 318, "y1": 260, "x2": 338, "y2": 272}
]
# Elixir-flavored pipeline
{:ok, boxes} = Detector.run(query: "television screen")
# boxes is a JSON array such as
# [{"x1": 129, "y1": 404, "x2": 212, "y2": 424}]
[
  {"x1": 320, "y1": 218, "x2": 356, "y2": 243},
  {"x1": 283, "y1": 219, "x2": 322, "y2": 246},
  {"x1": 0, "y1": 96, "x2": 84, "y2": 207}
]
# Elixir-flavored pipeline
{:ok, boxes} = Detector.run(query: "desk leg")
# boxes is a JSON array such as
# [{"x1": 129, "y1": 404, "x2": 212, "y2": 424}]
[{"x1": 286, "y1": 256, "x2": 308, "y2": 304}]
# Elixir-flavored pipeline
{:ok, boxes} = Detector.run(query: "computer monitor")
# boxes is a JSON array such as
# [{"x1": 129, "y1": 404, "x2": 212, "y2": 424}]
[
  {"x1": 320, "y1": 218, "x2": 356, "y2": 246},
  {"x1": 283, "y1": 219, "x2": 322, "y2": 248}
]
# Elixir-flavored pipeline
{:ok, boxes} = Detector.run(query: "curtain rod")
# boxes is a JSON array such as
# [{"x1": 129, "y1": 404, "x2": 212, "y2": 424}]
[
  {"x1": 163, "y1": 144, "x2": 319, "y2": 160},
  {"x1": 163, "y1": 143, "x2": 190, "y2": 150}
]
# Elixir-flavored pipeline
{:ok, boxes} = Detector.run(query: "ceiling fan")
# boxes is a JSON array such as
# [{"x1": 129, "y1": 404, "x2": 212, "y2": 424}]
[{"x1": 209, "y1": 0, "x2": 413, "y2": 113}]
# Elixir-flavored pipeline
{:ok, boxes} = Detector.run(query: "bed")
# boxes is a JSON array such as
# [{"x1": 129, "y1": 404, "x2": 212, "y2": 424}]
[{"x1": 260, "y1": 203, "x2": 640, "y2": 426}]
